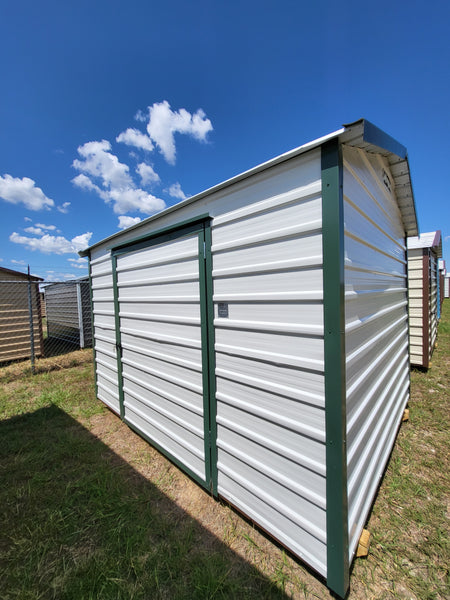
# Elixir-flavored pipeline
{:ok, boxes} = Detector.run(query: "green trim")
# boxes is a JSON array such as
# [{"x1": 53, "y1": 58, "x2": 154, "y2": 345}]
[
  {"x1": 111, "y1": 253, "x2": 125, "y2": 418},
  {"x1": 87, "y1": 253, "x2": 99, "y2": 401},
  {"x1": 203, "y1": 221, "x2": 218, "y2": 496},
  {"x1": 124, "y1": 417, "x2": 210, "y2": 490},
  {"x1": 111, "y1": 214, "x2": 210, "y2": 255},
  {"x1": 322, "y1": 139, "x2": 349, "y2": 598}
]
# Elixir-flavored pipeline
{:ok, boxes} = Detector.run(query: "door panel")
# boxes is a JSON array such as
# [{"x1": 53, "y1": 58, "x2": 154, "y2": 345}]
[{"x1": 113, "y1": 226, "x2": 213, "y2": 488}]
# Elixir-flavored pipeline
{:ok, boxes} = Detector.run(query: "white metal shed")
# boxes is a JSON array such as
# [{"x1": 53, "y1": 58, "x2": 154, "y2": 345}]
[
  {"x1": 44, "y1": 278, "x2": 92, "y2": 348},
  {"x1": 407, "y1": 231, "x2": 442, "y2": 368},
  {"x1": 80, "y1": 119, "x2": 418, "y2": 598}
]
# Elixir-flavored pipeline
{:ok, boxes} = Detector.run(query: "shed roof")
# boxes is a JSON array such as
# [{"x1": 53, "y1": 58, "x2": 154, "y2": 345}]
[
  {"x1": 0, "y1": 266, "x2": 43, "y2": 281},
  {"x1": 80, "y1": 119, "x2": 418, "y2": 256},
  {"x1": 407, "y1": 230, "x2": 442, "y2": 257}
]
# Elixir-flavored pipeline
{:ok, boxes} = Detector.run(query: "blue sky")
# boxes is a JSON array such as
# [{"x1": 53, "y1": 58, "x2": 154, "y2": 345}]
[{"x1": 1, "y1": 0, "x2": 449, "y2": 280}]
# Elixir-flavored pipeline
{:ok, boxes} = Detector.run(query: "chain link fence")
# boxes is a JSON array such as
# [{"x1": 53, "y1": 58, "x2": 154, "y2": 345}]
[{"x1": 0, "y1": 278, "x2": 92, "y2": 373}]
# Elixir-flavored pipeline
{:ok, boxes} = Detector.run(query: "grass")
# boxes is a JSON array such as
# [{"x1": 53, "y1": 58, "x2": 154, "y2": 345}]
[{"x1": 1, "y1": 303, "x2": 449, "y2": 599}]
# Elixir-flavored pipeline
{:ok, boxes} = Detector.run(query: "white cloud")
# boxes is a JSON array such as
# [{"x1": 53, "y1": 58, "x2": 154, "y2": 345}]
[
  {"x1": 108, "y1": 187, "x2": 165, "y2": 215},
  {"x1": 0, "y1": 174, "x2": 54, "y2": 210},
  {"x1": 118, "y1": 215, "x2": 142, "y2": 229},
  {"x1": 68, "y1": 257, "x2": 88, "y2": 269},
  {"x1": 11, "y1": 259, "x2": 26, "y2": 265},
  {"x1": 136, "y1": 163, "x2": 160, "y2": 186},
  {"x1": 116, "y1": 128, "x2": 154, "y2": 152},
  {"x1": 72, "y1": 173, "x2": 109, "y2": 201},
  {"x1": 10, "y1": 231, "x2": 92, "y2": 255},
  {"x1": 35, "y1": 223, "x2": 57, "y2": 230},
  {"x1": 145, "y1": 101, "x2": 213, "y2": 164},
  {"x1": 72, "y1": 141, "x2": 166, "y2": 215},
  {"x1": 25, "y1": 227, "x2": 45, "y2": 235},
  {"x1": 24, "y1": 217, "x2": 32, "y2": 222},
  {"x1": 57, "y1": 202, "x2": 71, "y2": 214},
  {"x1": 167, "y1": 182, "x2": 188, "y2": 201},
  {"x1": 45, "y1": 271, "x2": 77, "y2": 282},
  {"x1": 445, "y1": 235, "x2": 450, "y2": 242},
  {"x1": 73, "y1": 140, "x2": 131, "y2": 190}
]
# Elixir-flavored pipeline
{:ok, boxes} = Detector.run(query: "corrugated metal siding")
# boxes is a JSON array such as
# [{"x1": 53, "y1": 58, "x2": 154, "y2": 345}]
[
  {"x1": 90, "y1": 251, "x2": 120, "y2": 414},
  {"x1": 80, "y1": 281, "x2": 93, "y2": 347},
  {"x1": 429, "y1": 253, "x2": 438, "y2": 352},
  {"x1": 45, "y1": 283, "x2": 80, "y2": 344},
  {"x1": 445, "y1": 276, "x2": 450, "y2": 298},
  {"x1": 407, "y1": 249, "x2": 424, "y2": 365},
  {"x1": 213, "y1": 150, "x2": 328, "y2": 577},
  {"x1": 342, "y1": 145, "x2": 409, "y2": 561},
  {"x1": 0, "y1": 281, "x2": 43, "y2": 362},
  {"x1": 116, "y1": 233, "x2": 207, "y2": 482}
]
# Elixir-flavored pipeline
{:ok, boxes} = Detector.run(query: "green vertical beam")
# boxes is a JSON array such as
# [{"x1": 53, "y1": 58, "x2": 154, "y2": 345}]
[
  {"x1": 321, "y1": 138, "x2": 349, "y2": 598},
  {"x1": 204, "y1": 221, "x2": 218, "y2": 496},
  {"x1": 198, "y1": 221, "x2": 217, "y2": 496},
  {"x1": 111, "y1": 253, "x2": 125, "y2": 419}
]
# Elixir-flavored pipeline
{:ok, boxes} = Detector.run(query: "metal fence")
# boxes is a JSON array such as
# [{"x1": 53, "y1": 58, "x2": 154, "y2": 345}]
[{"x1": 0, "y1": 279, "x2": 92, "y2": 373}]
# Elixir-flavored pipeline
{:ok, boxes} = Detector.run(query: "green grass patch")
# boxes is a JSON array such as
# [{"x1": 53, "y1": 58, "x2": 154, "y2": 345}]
[{"x1": 1, "y1": 303, "x2": 449, "y2": 599}]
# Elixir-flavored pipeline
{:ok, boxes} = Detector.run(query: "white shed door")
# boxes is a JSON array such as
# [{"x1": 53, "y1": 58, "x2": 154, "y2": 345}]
[{"x1": 113, "y1": 225, "x2": 214, "y2": 489}]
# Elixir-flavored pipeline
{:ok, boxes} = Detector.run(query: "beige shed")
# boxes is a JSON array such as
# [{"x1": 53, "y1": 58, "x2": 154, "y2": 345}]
[
  {"x1": 407, "y1": 231, "x2": 442, "y2": 368},
  {"x1": 0, "y1": 267, "x2": 44, "y2": 363}
]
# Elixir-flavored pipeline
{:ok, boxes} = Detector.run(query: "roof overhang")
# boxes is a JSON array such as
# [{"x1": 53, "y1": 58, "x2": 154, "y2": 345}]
[
  {"x1": 80, "y1": 118, "x2": 418, "y2": 256},
  {"x1": 407, "y1": 230, "x2": 442, "y2": 257},
  {"x1": 340, "y1": 119, "x2": 418, "y2": 237}
]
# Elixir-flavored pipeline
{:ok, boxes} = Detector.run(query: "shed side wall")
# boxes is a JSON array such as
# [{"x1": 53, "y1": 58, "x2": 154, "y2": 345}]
[
  {"x1": 407, "y1": 248, "x2": 425, "y2": 366},
  {"x1": 342, "y1": 145, "x2": 410, "y2": 560}
]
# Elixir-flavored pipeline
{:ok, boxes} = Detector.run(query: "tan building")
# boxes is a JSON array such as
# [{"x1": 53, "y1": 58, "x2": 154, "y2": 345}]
[
  {"x1": 0, "y1": 267, "x2": 44, "y2": 363},
  {"x1": 407, "y1": 231, "x2": 442, "y2": 368}
]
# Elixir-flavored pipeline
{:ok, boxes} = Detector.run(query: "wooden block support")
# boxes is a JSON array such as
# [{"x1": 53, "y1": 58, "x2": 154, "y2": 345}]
[
  {"x1": 402, "y1": 408, "x2": 410, "y2": 422},
  {"x1": 356, "y1": 529, "x2": 371, "y2": 558}
]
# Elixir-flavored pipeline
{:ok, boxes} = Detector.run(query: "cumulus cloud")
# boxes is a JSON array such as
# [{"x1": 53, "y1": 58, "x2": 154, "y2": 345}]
[
  {"x1": 25, "y1": 223, "x2": 58, "y2": 235},
  {"x1": 11, "y1": 259, "x2": 26, "y2": 266},
  {"x1": 57, "y1": 202, "x2": 71, "y2": 214},
  {"x1": 45, "y1": 271, "x2": 77, "y2": 282},
  {"x1": 10, "y1": 231, "x2": 92, "y2": 255},
  {"x1": 116, "y1": 128, "x2": 154, "y2": 152},
  {"x1": 0, "y1": 174, "x2": 54, "y2": 210},
  {"x1": 167, "y1": 182, "x2": 188, "y2": 201},
  {"x1": 145, "y1": 101, "x2": 213, "y2": 164},
  {"x1": 68, "y1": 257, "x2": 88, "y2": 269},
  {"x1": 72, "y1": 141, "x2": 166, "y2": 215},
  {"x1": 35, "y1": 223, "x2": 57, "y2": 230},
  {"x1": 136, "y1": 163, "x2": 160, "y2": 186},
  {"x1": 118, "y1": 215, "x2": 142, "y2": 230}
]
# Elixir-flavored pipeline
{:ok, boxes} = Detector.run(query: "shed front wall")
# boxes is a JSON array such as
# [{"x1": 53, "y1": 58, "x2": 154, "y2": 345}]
[
  {"x1": 342, "y1": 145, "x2": 410, "y2": 561},
  {"x1": 89, "y1": 149, "x2": 328, "y2": 577},
  {"x1": 212, "y1": 152, "x2": 327, "y2": 576}
]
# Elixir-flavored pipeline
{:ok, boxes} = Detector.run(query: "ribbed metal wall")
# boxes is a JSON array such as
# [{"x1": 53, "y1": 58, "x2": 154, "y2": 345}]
[
  {"x1": 115, "y1": 233, "x2": 207, "y2": 483},
  {"x1": 429, "y1": 253, "x2": 438, "y2": 352},
  {"x1": 90, "y1": 251, "x2": 120, "y2": 414},
  {"x1": 212, "y1": 149, "x2": 328, "y2": 577},
  {"x1": 407, "y1": 249, "x2": 424, "y2": 365},
  {"x1": 342, "y1": 145, "x2": 410, "y2": 560}
]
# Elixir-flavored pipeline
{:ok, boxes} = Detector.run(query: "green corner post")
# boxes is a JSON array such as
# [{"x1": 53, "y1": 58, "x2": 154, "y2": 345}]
[{"x1": 321, "y1": 138, "x2": 349, "y2": 598}]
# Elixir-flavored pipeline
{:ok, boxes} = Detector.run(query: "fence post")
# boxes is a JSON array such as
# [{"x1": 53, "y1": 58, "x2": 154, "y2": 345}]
[{"x1": 27, "y1": 266, "x2": 36, "y2": 374}]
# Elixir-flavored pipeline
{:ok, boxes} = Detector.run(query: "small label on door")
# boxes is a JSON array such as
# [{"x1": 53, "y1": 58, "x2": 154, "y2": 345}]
[{"x1": 217, "y1": 302, "x2": 229, "y2": 318}]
